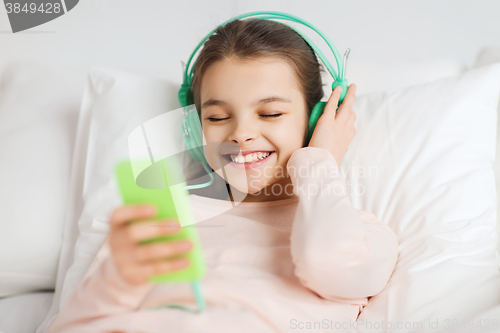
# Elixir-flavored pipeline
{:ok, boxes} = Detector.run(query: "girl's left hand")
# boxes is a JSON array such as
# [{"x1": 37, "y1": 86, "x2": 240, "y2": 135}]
[{"x1": 308, "y1": 83, "x2": 357, "y2": 166}]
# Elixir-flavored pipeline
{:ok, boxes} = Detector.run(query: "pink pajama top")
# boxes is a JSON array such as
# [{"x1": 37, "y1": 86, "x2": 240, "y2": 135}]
[{"x1": 46, "y1": 147, "x2": 399, "y2": 333}]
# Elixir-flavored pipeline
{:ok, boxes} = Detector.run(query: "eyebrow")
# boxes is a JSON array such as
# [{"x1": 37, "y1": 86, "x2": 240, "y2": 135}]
[{"x1": 201, "y1": 96, "x2": 292, "y2": 109}]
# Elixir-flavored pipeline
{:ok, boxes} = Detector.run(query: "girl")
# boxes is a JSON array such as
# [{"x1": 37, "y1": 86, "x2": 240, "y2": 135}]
[{"x1": 46, "y1": 18, "x2": 399, "y2": 333}]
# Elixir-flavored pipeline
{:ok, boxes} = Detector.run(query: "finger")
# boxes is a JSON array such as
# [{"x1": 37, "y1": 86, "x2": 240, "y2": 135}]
[
  {"x1": 143, "y1": 257, "x2": 190, "y2": 278},
  {"x1": 348, "y1": 128, "x2": 356, "y2": 144},
  {"x1": 134, "y1": 240, "x2": 193, "y2": 263},
  {"x1": 109, "y1": 228, "x2": 130, "y2": 253},
  {"x1": 110, "y1": 205, "x2": 157, "y2": 228},
  {"x1": 336, "y1": 84, "x2": 357, "y2": 123},
  {"x1": 346, "y1": 111, "x2": 357, "y2": 128},
  {"x1": 119, "y1": 259, "x2": 188, "y2": 286},
  {"x1": 323, "y1": 86, "x2": 343, "y2": 118},
  {"x1": 336, "y1": 84, "x2": 356, "y2": 123},
  {"x1": 343, "y1": 118, "x2": 356, "y2": 141},
  {"x1": 126, "y1": 220, "x2": 181, "y2": 243}
]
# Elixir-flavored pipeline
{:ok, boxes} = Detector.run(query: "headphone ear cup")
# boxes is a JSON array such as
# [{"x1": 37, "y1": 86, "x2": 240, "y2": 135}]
[
  {"x1": 306, "y1": 101, "x2": 327, "y2": 146},
  {"x1": 332, "y1": 80, "x2": 348, "y2": 104}
]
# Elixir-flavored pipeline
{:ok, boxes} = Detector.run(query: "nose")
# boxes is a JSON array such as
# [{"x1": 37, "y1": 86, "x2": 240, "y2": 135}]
[{"x1": 228, "y1": 118, "x2": 258, "y2": 145}]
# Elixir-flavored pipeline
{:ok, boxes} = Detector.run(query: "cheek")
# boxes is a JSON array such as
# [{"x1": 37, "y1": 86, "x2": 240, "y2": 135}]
[
  {"x1": 200, "y1": 126, "x2": 216, "y2": 168},
  {"x1": 201, "y1": 125, "x2": 219, "y2": 141},
  {"x1": 269, "y1": 118, "x2": 306, "y2": 152},
  {"x1": 201, "y1": 126, "x2": 225, "y2": 151}
]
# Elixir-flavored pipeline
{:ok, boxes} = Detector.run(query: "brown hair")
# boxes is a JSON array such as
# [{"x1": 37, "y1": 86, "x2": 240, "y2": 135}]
[{"x1": 190, "y1": 18, "x2": 325, "y2": 144}]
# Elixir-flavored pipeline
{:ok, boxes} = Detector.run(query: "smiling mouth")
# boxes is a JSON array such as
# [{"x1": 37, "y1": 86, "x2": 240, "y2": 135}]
[{"x1": 222, "y1": 151, "x2": 275, "y2": 164}]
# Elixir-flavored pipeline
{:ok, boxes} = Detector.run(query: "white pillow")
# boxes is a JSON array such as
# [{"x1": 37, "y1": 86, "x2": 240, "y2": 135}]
[
  {"x1": 475, "y1": 47, "x2": 500, "y2": 68},
  {"x1": 474, "y1": 47, "x2": 500, "y2": 255},
  {"x1": 39, "y1": 63, "x2": 500, "y2": 333},
  {"x1": 349, "y1": 63, "x2": 500, "y2": 330},
  {"x1": 0, "y1": 60, "x2": 81, "y2": 297}
]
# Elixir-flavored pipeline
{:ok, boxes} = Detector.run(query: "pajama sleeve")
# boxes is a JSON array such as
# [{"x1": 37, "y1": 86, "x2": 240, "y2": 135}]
[
  {"x1": 45, "y1": 237, "x2": 156, "y2": 333},
  {"x1": 287, "y1": 147, "x2": 399, "y2": 302}
]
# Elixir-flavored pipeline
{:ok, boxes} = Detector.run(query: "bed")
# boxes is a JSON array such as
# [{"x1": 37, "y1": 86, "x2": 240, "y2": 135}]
[{"x1": 1, "y1": 2, "x2": 500, "y2": 333}]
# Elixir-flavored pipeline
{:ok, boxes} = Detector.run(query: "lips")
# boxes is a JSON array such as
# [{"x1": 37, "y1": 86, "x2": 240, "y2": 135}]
[{"x1": 222, "y1": 150, "x2": 275, "y2": 157}]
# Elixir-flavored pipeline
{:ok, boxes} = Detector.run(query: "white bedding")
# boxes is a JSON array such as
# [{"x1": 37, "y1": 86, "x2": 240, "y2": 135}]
[
  {"x1": 1, "y1": 62, "x2": 499, "y2": 333},
  {"x1": 451, "y1": 302, "x2": 500, "y2": 333},
  {"x1": 0, "y1": 292, "x2": 53, "y2": 333},
  {"x1": 35, "y1": 62, "x2": 500, "y2": 333},
  {"x1": 1, "y1": 1, "x2": 499, "y2": 332}
]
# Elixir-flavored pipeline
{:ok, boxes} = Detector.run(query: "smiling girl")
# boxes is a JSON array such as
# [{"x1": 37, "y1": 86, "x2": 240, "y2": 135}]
[{"x1": 46, "y1": 18, "x2": 399, "y2": 333}]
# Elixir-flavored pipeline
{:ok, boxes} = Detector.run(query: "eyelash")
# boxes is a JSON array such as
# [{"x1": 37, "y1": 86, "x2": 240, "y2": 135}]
[{"x1": 208, "y1": 113, "x2": 282, "y2": 123}]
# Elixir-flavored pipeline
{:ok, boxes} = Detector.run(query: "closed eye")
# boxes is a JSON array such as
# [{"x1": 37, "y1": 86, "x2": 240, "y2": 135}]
[
  {"x1": 208, "y1": 114, "x2": 282, "y2": 122},
  {"x1": 208, "y1": 117, "x2": 229, "y2": 123},
  {"x1": 261, "y1": 113, "x2": 282, "y2": 118}
]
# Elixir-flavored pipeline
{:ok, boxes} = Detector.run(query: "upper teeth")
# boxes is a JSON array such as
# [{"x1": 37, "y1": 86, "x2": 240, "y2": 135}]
[{"x1": 229, "y1": 152, "x2": 272, "y2": 163}]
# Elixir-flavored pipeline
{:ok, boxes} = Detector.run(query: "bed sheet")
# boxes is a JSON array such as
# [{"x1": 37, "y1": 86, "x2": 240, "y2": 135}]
[
  {"x1": 451, "y1": 302, "x2": 500, "y2": 333},
  {"x1": 2, "y1": 283, "x2": 499, "y2": 333},
  {"x1": 0, "y1": 292, "x2": 53, "y2": 333}
]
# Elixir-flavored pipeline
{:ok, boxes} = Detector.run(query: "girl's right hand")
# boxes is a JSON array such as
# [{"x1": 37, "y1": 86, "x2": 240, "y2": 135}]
[
  {"x1": 308, "y1": 84, "x2": 357, "y2": 166},
  {"x1": 108, "y1": 204, "x2": 193, "y2": 286}
]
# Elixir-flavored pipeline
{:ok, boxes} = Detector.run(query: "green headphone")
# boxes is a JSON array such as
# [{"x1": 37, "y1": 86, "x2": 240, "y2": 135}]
[{"x1": 179, "y1": 11, "x2": 350, "y2": 190}]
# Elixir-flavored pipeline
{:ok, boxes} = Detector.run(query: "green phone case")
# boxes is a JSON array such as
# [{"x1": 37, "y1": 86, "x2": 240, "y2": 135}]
[{"x1": 114, "y1": 158, "x2": 206, "y2": 283}]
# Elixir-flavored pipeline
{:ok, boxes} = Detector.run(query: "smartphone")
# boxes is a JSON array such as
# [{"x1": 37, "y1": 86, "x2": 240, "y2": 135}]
[{"x1": 114, "y1": 158, "x2": 206, "y2": 283}]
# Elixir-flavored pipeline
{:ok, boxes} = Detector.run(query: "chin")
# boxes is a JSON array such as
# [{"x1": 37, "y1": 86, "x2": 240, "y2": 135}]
[
  {"x1": 231, "y1": 180, "x2": 260, "y2": 194},
  {"x1": 227, "y1": 177, "x2": 267, "y2": 195},
  {"x1": 246, "y1": 184, "x2": 265, "y2": 195},
  {"x1": 210, "y1": 159, "x2": 272, "y2": 195}
]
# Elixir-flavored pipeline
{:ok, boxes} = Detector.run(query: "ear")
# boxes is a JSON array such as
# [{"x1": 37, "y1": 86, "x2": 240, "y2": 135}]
[{"x1": 302, "y1": 108, "x2": 311, "y2": 147}]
